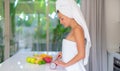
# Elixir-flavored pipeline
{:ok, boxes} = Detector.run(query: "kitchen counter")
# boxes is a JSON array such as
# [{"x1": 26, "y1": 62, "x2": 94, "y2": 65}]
[
  {"x1": 108, "y1": 50, "x2": 120, "y2": 59},
  {"x1": 107, "y1": 50, "x2": 120, "y2": 71},
  {"x1": 0, "y1": 50, "x2": 66, "y2": 71}
]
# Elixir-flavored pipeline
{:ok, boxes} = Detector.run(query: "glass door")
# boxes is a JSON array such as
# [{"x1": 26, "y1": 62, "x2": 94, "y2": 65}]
[{"x1": 8, "y1": 0, "x2": 81, "y2": 56}]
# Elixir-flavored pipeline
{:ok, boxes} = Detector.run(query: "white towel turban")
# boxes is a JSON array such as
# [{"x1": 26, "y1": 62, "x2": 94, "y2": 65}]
[{"x1": 56, "y1": 0, "x2": 91, "y2": 65}]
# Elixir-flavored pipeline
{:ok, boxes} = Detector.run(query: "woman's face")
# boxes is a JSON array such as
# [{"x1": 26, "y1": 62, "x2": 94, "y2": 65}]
[{"x1": 58, "y1": 12, "x2": 72, "y2": 28}]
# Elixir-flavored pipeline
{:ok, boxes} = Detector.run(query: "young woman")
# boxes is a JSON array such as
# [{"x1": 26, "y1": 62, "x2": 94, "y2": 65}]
[{"x1": 54, "y1": 0, "x2": 91, "y2": 71}]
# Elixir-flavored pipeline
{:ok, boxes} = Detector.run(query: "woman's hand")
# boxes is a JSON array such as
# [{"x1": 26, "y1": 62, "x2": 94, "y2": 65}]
[{"x1": 54, "y1": 60, "x2": 67, "y2": 67}]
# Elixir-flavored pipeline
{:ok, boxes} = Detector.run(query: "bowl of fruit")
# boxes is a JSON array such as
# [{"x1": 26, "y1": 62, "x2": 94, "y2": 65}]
[{"x1": 26, "y1": 53, "x2": 53, "y2": 65}]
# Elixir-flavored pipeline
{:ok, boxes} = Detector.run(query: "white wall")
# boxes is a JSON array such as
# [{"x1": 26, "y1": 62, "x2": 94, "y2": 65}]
[{"x1": 105, "y1": 0, "x2": 120, "y2": 52}]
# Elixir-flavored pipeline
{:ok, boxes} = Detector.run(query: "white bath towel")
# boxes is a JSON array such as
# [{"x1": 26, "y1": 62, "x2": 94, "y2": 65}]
[{"x1": 62, "y1": 39, "x2": 86, "y2": 71}]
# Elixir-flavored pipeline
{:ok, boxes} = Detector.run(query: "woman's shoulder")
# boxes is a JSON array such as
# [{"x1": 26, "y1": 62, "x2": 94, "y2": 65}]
[
  {"x1": 73, "y1": 26, "x2": 84, "y2": 40},
  {"x1": 73, "y1": 26, "x2": 84, "y2": 34}
]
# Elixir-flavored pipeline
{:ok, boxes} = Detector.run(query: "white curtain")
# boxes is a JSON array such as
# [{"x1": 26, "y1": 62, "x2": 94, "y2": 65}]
[{"x1": 81, "y1": 0, "x2": 107, "y2": 71}]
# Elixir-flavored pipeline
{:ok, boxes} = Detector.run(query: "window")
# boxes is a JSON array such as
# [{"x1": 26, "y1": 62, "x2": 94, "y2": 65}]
[
  {"x1": 0, "y1": 0, "x2": 4, "y2": 63},
  {"x1": 8, "y1": 0, "x2": 80, "y2": 56}
]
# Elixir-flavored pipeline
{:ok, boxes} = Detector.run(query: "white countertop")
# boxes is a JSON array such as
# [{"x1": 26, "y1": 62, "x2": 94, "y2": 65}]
[
  {"x1": 107, "y1": 49, "x2": 120, "y2": 59},
  {"x1": 0, "y1": 50, "x2": 66, "y2": 71}
]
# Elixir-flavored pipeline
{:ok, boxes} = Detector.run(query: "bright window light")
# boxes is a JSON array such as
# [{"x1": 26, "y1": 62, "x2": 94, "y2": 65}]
[
  {"x1": 25, "y1": 16, "x2": 28, "y2": 21},
  {"x1": 32, "y1": 0, "x2": 35, "y2": 2},
  {"x1": 19, "y1": 13, "x2": 24, "y2": 19},
  {"x1": 33, "y1": 14, "x2": 36, "y2": 18},
  {"x1": 45, "y1": 0, "x2": 48, "y2": 6},
  {"x1": 49, "y1": 12, "x2": 56, "y2": 19},
  {"x1": 40, "y1": 18, "x2": 42, "y2": 21},
  {"x1": 0, "y1": 16, "x2": 2, "y2": 20},
  {"x1": 14, "y1": 0, "x2": 18, "y2": 7},
  {"x1": 0, "y1": 64, "x2": 2, "y2": 67},
  {"x1": 77, "y1": 4, "x2": 80, "y2": 7}
]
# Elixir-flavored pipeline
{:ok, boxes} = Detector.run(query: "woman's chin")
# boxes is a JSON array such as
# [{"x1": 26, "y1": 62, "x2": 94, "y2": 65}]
[{"x1": 63, "y1": 25, "x2": 68, "y2": 28}]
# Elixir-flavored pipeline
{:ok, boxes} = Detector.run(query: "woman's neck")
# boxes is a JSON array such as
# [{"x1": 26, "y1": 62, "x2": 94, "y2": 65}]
[{"x1": 70, "y1": 20, "x2": 79, "y2": 30}]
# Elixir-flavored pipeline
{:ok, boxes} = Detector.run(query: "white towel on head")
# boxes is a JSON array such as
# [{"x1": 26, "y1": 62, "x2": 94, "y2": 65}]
[{"x1": 56, "y1": 0, "x2": 91, "y2": 66}]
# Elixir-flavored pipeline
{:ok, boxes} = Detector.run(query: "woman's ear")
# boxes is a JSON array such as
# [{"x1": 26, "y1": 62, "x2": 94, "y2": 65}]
[{"x1": 57, "y1": 10, "x2": 59, "y2": 13}]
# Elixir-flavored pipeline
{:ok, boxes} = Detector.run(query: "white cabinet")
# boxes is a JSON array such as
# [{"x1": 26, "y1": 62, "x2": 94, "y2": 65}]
[{"x1": 108, "y1": 52, "x2": 114, "y2": 71}]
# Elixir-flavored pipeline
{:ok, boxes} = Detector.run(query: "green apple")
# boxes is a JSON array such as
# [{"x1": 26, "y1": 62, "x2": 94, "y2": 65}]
[
  {"x1": 26, "y1": 57, "x2": 32, "y2": 63},
  {"x1": 38, "y1": 60, "x2": 46, "y2": 65},
  {"x1": 30, "y1": 58, "x2": 36, "y2": 64},
  {"x1": 41, "y1": 60, "x2": 46, "y2": 64}
]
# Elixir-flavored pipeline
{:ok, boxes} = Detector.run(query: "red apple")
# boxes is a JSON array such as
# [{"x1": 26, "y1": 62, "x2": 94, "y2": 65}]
[{"x1": 43, "y1": 57, "x2": 52, "y2": 63}]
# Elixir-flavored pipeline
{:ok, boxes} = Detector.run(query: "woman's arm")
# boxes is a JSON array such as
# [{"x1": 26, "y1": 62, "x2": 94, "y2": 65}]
[{"x1": 65, "y1": 27, "x2": 85, "y2": 67}]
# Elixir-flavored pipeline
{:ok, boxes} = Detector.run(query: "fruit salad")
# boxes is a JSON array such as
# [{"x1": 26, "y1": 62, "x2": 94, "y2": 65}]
[{"x1": 26, "y1": 53, "x2": 53, "y2": 65}]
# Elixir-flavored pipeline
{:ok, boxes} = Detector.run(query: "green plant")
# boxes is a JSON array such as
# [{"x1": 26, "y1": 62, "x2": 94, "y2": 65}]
[
  {"x1": 0, "y1": 26, "x2": 3, "y2": 41},
  {"x1": 10, "y1": 2, "x2": 17, "y2": 37},
  {"x1": 52, "y1": 20, "x2": 70, "y2": 51}
]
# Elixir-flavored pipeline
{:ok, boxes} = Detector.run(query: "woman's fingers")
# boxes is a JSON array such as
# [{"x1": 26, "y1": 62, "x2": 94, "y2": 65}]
[
  {"x1": 54, "y1": 60, "x2": 59, "y2": 64},
  {"x1": 57, "y1": 52, "x2": 62, "y2": 59}
]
